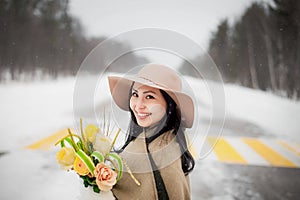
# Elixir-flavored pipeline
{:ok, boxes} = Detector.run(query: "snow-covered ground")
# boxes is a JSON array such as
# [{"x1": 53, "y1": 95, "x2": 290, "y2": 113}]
[{"x1": 0, "y1": 75, "x2": 299, "y2": 199}]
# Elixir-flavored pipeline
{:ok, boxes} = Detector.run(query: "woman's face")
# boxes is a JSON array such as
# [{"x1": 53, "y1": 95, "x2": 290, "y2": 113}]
[{"x1": 130, "y1": 83, "x2": 167, "y2": 127}]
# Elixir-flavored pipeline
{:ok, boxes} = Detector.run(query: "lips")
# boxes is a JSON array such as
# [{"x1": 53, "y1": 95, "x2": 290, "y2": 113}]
[{"x1": 136, "y1": 112, "x2": 152, "y2": 120}]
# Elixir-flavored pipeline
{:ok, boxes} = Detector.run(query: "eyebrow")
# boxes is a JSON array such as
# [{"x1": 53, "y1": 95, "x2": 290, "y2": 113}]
[{"x1": 132, "y1": 88, "x2": 157, "y2": 94}]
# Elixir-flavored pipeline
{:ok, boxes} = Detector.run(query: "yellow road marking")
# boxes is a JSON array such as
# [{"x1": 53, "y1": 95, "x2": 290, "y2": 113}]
[
  {"x1": 26, "y1": 130, "x2": 300, "y2": 169},
  {"x1": 207, "y1": 136, "x2": 247, "y2": 164},
  {"x1": 277, "y1": 140, "x2": 300, "y2": 156},
  {"x1": 26, "y1": 129, "x2": 70, "y2": 150},
  {"x1": 186, "y1": 135, "x2": 198, "y2": 160},
  {"x1": 243, "y1": 138, "x2": 297, "y2": 167}
]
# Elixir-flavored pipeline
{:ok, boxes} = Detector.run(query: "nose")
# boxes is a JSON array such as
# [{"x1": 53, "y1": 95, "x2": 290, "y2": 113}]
[{"x1": 135, "y1": 97, "x2": 146, "y2": 110}]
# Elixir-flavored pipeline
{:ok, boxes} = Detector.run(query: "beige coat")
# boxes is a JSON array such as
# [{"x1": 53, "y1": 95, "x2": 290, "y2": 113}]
[{"x1": 112, "y1": 129, "x2": 191, "y2": 200}]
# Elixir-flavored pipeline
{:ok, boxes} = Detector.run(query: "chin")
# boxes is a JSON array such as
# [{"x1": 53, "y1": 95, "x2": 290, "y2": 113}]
[
  {"x1": 136, "y1": 118, "x2": 155, "y2": 127},
  {"x1": 137, "y1": 121, "x2": 150, "y2": 127}
]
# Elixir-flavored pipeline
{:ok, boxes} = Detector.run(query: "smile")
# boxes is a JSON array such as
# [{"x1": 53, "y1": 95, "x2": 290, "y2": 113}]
[{"x1": 137, "y1": 112, "x2": 152, "y2": 118}]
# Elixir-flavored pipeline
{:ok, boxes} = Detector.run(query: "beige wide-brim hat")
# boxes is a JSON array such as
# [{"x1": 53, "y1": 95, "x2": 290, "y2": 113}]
[{"x1": 108, "y1": 64, "x2": 194, "y2": 128}]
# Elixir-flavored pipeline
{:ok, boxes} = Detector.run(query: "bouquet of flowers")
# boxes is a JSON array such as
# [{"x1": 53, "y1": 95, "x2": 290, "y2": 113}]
[{"x1": 55, "y1": 118, "x2": 124, "y2": 193}]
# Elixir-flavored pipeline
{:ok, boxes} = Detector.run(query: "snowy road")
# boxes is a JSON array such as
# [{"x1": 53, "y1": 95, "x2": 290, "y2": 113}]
[
  {"x1": 1, "y1": 76, "x2": 300, "y2": 199},
  {"x1": 191, "y1": 160, "x2": 300, "y2": 200},
  {"x1": 1, "y1": 149, "x2": 299, "y2": 200}
]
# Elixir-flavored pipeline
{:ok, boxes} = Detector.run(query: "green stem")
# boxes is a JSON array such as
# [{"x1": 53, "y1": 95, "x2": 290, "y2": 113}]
[
  {"x1": 80, "y1": 118, "x2": 89, "y2": 153},
  {"x1": 107, "y1": 128, "x2": 121, "y2": 155},
  {"x1": 54, "y1": 133, "x2": 82, "y2": 147},
  {"x1": 123, "y1": 158, "x2": 140, "y2": 186},
  {"x1": 68, "y1": 128, "x2": 79, "y2": 152}
]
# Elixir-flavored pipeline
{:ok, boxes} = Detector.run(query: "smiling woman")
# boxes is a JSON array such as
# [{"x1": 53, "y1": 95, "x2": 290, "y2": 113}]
[{"x1": 107, "y1": 64, "x2": 195, "y2": 199}]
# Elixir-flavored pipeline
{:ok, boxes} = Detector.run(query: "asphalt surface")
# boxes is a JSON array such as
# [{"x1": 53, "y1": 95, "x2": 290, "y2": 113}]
[
  {"x1": 191, "y1": 160, "x2": 300, "y2": 200},
  {"x1": 190, "y1": 114, "x2": 300, "y2": 199}
]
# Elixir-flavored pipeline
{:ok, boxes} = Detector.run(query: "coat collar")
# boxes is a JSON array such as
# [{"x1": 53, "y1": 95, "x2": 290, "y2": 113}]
[{"x1": 120, "y1": 129, "x2": 181, "y2": 173}]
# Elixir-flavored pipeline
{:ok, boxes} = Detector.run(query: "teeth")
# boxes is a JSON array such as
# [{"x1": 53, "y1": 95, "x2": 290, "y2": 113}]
[{"x1": 137, "y1": 113, "x2": 151, "y2": 117}]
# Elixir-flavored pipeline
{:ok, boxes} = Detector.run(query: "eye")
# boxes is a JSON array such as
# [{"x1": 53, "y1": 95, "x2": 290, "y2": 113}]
[
  {"x1": 146, "y1": 95, "x2": 155, "y2": 99},
  {"x1": 131, "y1": 91, "x2": 138, "y2": 97}
]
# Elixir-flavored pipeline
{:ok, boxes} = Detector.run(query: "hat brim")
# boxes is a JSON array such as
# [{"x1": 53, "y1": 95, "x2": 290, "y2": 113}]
[{"x1": 108, "y1": 76, "x2": 194, "y2": 128}]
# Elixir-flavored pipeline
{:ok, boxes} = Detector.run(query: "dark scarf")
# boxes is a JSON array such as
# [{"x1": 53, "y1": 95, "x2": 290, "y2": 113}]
[{"x1": 144, "y1": 125, "x2": 170, "y2": 200}]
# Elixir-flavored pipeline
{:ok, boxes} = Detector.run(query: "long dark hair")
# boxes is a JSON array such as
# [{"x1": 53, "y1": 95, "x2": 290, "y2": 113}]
[{"x1": 119, "y1": 83, "x2": 195, "y2": 175}]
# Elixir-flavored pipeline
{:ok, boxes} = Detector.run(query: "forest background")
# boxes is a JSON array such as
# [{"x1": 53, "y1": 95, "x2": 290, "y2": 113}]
[{"x1": 1, "y1": 0, "x2": 299, "y2": 99}]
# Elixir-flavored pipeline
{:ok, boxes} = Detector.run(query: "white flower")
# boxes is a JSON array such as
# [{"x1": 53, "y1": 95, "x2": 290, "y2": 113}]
[{"x1": 94, "y1": 134, "x2": 112, "y2": 154}]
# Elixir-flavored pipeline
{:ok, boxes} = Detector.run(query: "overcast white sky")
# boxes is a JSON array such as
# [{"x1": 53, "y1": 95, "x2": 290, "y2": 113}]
[{"x1": 69, "y1": 0, "x2": 270, "y2": 50}]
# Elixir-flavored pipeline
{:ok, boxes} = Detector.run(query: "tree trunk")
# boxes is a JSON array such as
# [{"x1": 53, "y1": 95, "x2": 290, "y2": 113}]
[
  {"x1": 264, "y1": 33, "x2": 277, "y2": 91},
  {"x1": 277, "y1": 36, "x2": 287, "y2": 92},
  {"x1": 247, "y1": 31, "x2": 259, "y2": 89},
  {"x1": 295, "y1": 29, "x2": 300, "y2": 99}
]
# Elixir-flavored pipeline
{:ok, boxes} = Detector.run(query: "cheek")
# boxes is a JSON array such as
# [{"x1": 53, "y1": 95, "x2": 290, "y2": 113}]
[
  {"x1": 149, "y1": 104, "x2": 166, "y2": 117},
  {"x1": 129, "y1": 98, "x2": 135, "y2": 110}
]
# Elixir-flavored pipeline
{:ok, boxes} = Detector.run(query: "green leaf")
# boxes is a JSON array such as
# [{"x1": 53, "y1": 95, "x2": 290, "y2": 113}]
[
  {"x1": 108, "y1": 153, "x2": 123, "y2": 181},
  {"x1": 93, "y1": 185, "x2": 100, "y2": 193},
  {"x1": 77, "y1": 141, "x2": 83, "y2": 150},
  {"x1": 76, "y1": 149, "x2": 95, "y2": 176},
  {"x1": 87, "y1": 141, "x2": 94, "y2": 155},
  {"x1": 91, "y1": 151, "x2": 104, "y2": 163},
  {"x1": 60, "y1": 140, "x2": 65, "y2": 148},
  {"x1": 80, "y1": 175, "x2": 96, "y2": 188},
  {"x1": 64, "y1": 137, "x2": 75, "y2": 148}
]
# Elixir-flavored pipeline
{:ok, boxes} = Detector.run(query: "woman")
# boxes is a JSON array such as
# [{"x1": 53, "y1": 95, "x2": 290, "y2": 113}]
[{"x1": 108, "y1": 64, "x2": 195, "y2": 200}]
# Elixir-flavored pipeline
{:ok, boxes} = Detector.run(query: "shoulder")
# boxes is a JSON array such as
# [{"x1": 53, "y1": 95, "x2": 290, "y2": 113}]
[{"x1": 149, "y1": 129, "x2": 176, "y2": 150}]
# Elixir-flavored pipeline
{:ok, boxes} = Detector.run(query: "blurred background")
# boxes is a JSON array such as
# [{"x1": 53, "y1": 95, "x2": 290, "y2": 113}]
[
  {"x1": 0, "y1": 0, "x2": 299, "y2": 100},
  {"x1": 0, "y1": 0, "x2": 300, "y2": 200}
]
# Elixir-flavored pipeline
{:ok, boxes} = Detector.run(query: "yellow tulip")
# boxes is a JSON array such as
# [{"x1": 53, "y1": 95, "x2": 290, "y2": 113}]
[
  {"x1": 84, "y1": 124, "x2": 99, "y2": 143},
  {"x1": 73, "y1": 156, "x2": 90, "y2": 176},
  {"x1": 56, "y1": 147, "x2": 76, "y2": 170}
]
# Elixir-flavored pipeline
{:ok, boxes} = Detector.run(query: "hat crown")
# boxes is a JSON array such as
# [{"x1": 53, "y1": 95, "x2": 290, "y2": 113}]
[{"x1": 136, "y1": 64, "x2": 182, "y2": 91}]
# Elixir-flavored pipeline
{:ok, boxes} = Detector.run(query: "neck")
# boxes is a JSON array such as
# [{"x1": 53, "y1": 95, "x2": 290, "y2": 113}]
[{"x1": 143, "y1": 121, "x2": 169, "y2": 144}]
